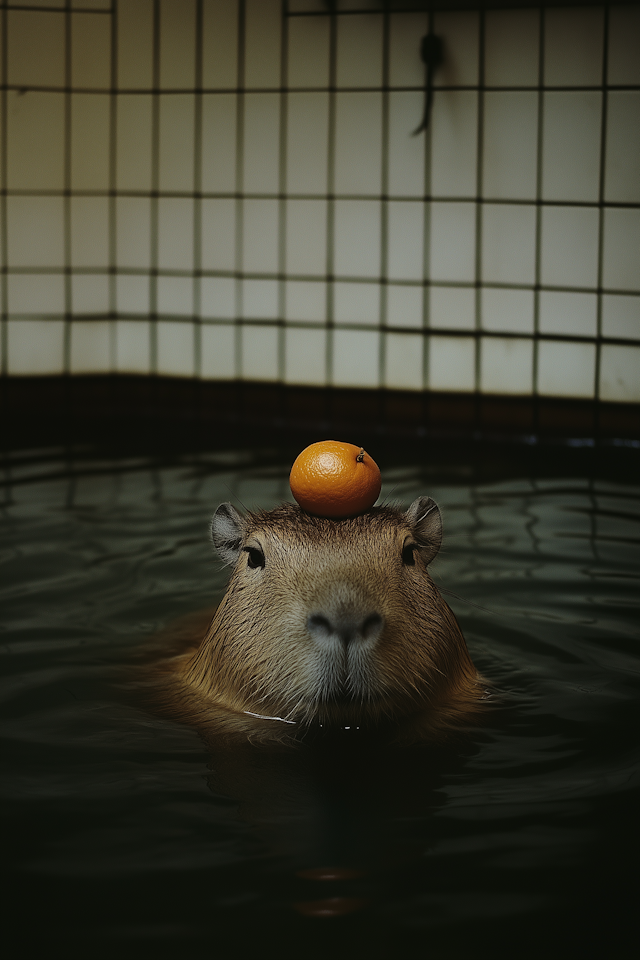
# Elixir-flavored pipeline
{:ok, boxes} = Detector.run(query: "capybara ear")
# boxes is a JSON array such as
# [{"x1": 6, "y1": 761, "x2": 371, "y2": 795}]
[
  {"x1": 211, "y1": 502, "x2": 246, "y2": 566},
  {"x1": 405, "y1": 496, "x2": 442, "y2": 566}
]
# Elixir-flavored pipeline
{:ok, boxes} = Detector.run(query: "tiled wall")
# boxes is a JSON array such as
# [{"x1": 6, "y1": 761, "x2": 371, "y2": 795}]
[{"x1": 1, "y1": 0, "x2": 639, "y2": 403}]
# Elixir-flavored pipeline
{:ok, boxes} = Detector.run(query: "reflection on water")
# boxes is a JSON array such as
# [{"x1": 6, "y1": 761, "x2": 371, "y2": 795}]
[{"x1": 1, "y1": 445, "x2": 639, "y2": 959}]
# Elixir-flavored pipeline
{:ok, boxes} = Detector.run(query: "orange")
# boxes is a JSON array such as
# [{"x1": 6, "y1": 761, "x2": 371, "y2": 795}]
[{"x1": 289, "y1": 440, "x2": 381, "y2": 519}]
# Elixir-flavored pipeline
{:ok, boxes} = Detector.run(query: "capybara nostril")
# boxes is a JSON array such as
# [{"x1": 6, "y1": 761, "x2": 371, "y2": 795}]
[
  {"x1": 307, "y1": 610, "x2": 384, "y2": 646},
  {"x1": 307, "y1": 613, "x2": 333, "y2": 639},
  {"x1": 361, "y1": 612, "x2": 383, "y2": 641}
]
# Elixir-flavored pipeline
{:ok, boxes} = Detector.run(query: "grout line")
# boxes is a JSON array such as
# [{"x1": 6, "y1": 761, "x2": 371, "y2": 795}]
[
  {"x1": 532, "y1": 5, "x2": 545, "y2": 413},
  {"x1": 473, "y1": 8, "x2": 485, "y2": 400},
  {"x1": 594, "y1": 5, "x2": 610, "y2": 416},
  {"x1": 149, "y1": 0, "x2": 160, "y2": 376},
  {"x1": 193, "y1": 0, "x2": 204, "y2": 381},
  {"x1": 2, "y1": 186, "x2": 640, "y2": 210},
  {"x1": 234, "y1": 0, "x2": 245, "y2": 381},
  {"x1": 0, "y1": 2, "x2": 8, "y2": 376},
  {"x1": 277, "y1": 0, "x2": 288, "y2": 389},
  {"x1": 422, "y1": 6, "x2": 432, "y2": 394},
  {"x1": 324, "y1": 6, "x2": 337, "y2": 389},
  {"x1": 378, "y1": 2, "x2": 390, "y2": 392},
  {"x1": 108, "y1": 0, "x2": 118, "y2": 373},
  {"x1": 63, "y1": 0, "x2": 72, "y2": 376}
]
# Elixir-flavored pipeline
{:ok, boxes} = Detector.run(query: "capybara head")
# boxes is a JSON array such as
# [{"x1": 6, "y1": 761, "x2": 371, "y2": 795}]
[{"x1": 183, "y1": 499, "x2": 486, "y2": 737}]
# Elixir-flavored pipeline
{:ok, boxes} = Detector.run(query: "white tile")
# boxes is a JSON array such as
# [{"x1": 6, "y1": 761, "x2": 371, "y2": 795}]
[
  {"x1": 202, "y1": 0, "x2": 239, "y2": 89},
  {"x1": 284, "y1": 327, "x2": 327, "y2": 385},
  {"x1": 158, "y1": 198, "x2": 194, "y2": 271},
  {"x1": 244, "y1": 0, "x2": 281, "y2": 89},
  {"x1": 7, "y1": 10, "x2": 64, "y2": 87},
  {"x1": 484, "y1": 9, "x2": 539, "y2": 87},
  {"x1": 334, "y1": 282, "x2": 380, "y2": 326},
  {"x1": 605, "y1": 92, "x2": 640, "y2": 204},
  {"x1": 72, "y1": 12, "x2": 111, "y2": 89},
  {"x1": 8, "y1": 275, "x2": 65, "y2": 315},
  {"x1": 333, "y1": 200, "x2": 381, "y2": 278},
  {"x1": 241, "y1": 324, "x2": 280, "y2": 380},
  {"x1": 70, "y1": 320, "x2": 111, "y2": 373},
  {"x1": 115, "y1": 319, "x2": 151, "y2": 373},
  {"x1": 542, "y1": 92, "x2": 602, "y2": 203},
  {"x1": 157, "y1": 277, "x2": 193, "y2": 316},
  {"x1": 608, "y1": 5, "x2": 640, "y2": 85},
  {"x1": 483, "y1": 92, "x2": 538, "y2": 201},
  {"x1": 429, "y1": 202, "x2": 476, "y2": 283},
  {"x1": 116, "y1": 275, "x2": 150, "y2": 315},
  {"x1": 200, "y1": 322, "x2": 236, "y2": 379},
  {"x1": 430, "y1": 286, "x2": 475, "y2": 330},
  {"x1": 7, "y1": 196, "x2": 64, "y2": 269},
  {"x1": 387, "y1": 284, "x2": 423, "y2": 329},
  {"x1": 480, "y1": 336, "x2": 533, "y2": 395},
  {"x1": 286, "y1": 92, "x2": 329, "y2": 195},
  {"x1": 159, "y1": 95, "x2": 195, "y2": 192},
  {"x1": 602, "y1": 294, "x2": 640, "y2": 341},
  {"x1": 388, "y1": 92, "x2": 425, "y2": 198},
  {"x1": 117, "y1": 0, "x2": 153, "y2": 89},
  {"x1": 481, "y1": 288, "x2": 534, "y2": 334},
  {"x1": 160, "y1": 0, "x2": 195, "y2": 89},
  {"x1": 72, "y1": 1, "x2": 111, "y2": 8},
  {"x1": 201, "y1": 199, "x2": 236, "y2": 273},
  {"x1": 244, "y1": 93, "x2": 280, "y2": 194},
  {"x1": 428, "y1": 334, "x2": 476, "y2": 391},
  {"x1": 389, "y1": 13, "x2": 428, "y2": 89},
  {"x1": 540, "y1": 206, "x2": 599, "y2": 289},
  {"x1": 431, "y1": 90, "x2": 478, "y2": 198},
  {"x1": 116, "y1": 198, "x2": 151, "y2": 269},
  {"x1": 334, "y1": 93, "x2": 382, "y2": 196},
  {"x1": 71, "y1": 93, "x2": 110, "y2": 190},
  {"x1": 116, "y1": 95, "x2": 153, "y2": 191},
  {"x1": 157, "y1": 321, "x2": 196, "y2": 376},
  {"x1": 538, "y1": 340, "x2": 596, "y2": 398},
  {"x1": 481, "y1": 204, "x2": 536, "y2": 285},
  {"x1": 288, "y1": 15, "x2": 330, "y2": 88},
  {"x1": 201, "y1": 277, "x2": 236, "y2": 320},
  {"x1": 332, "y1": 329, "x2": 380, "y2": 388},
  {"x1": 387, "y1": 202, "x2": 424, "y2": 282},
  {"x1": 336, "y1": 14, "x2": 383, "y2": 88},
  {"x1": 7, "y1": 319, "x2": 65, "y2": 374},
  {"x1": 71, "y1": 197, "x2": 109, "y2": 269},
  {"x1": 539, "y1": 290, "x2": 597, "y2": 337},
  {"x1": 72, "y1": 275, "x2": 110, "y2": 315},
  {"x1": 7, "y1": 91, "x2": 64, "y2": 190},
  {"x1": 242, "y1": 279, "x2": 279, "y2": 320},
  {"x1": 201, "y1": 94, "x2": 237, "y2": 193},
  {"x1": 603, "y1": 209, "x2": 640, "y2": 292},
  {"x1": 285, "y1": 200, "x2": 327, "y2": 276},
  {"x1": 285, "y1": 281, "x2": 326, "y2": 324},
  {"x1": 433, "y1": 11, "x2": 479, "y2": 88},
  {"x1": 599, "y1": 344, "x2": 640, "y2": 402},
  {"x1": 242, "y1": 200, "x2": 279, "y2": 274},
  {"x1": 544, "y1": 6, "x2": 604, "y2": 87},
  {"x1": 384, "y1": 332, "x2": 423, "y2": 390}
]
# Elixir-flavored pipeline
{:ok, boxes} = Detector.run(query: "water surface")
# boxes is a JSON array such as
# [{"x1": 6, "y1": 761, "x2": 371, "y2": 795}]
[{"x1": 1, "y1": 445, "x2": 639, "y2": 959}]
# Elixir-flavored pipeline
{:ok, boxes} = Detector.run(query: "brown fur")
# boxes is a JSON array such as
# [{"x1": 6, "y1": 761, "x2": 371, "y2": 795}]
[{"x1": 155, "y1": 500, "x2": 489, "y2": 745}]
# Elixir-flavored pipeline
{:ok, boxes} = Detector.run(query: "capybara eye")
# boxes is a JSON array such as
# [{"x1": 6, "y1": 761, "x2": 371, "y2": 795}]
[
  {"x1": 245, "y1": 546, "x2": 265, "y2": 569},
  {"x1": 402, "y1": 543, "x2": 416, "y2": 566}
]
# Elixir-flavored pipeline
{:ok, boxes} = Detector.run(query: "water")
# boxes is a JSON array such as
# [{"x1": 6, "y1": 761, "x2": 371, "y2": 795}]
[{"x1": 2, "y1": 443, "x2": 639, "y2": 959}]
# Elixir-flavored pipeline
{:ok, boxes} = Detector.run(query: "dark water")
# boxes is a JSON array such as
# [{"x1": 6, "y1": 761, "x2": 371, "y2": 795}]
[{"x1": 2, "y1": 444, "x2": 639, "y2": 959}]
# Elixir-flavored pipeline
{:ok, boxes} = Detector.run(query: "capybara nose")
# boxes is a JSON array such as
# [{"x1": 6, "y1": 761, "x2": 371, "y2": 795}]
[{"x1": 307, "y1": 611, "x2": 384, "y2": 646}]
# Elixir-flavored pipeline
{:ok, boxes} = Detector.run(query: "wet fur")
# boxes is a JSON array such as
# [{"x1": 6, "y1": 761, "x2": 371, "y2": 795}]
[{"x1": 155, "y1": 502, "x2": 489, "y2": 745}]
